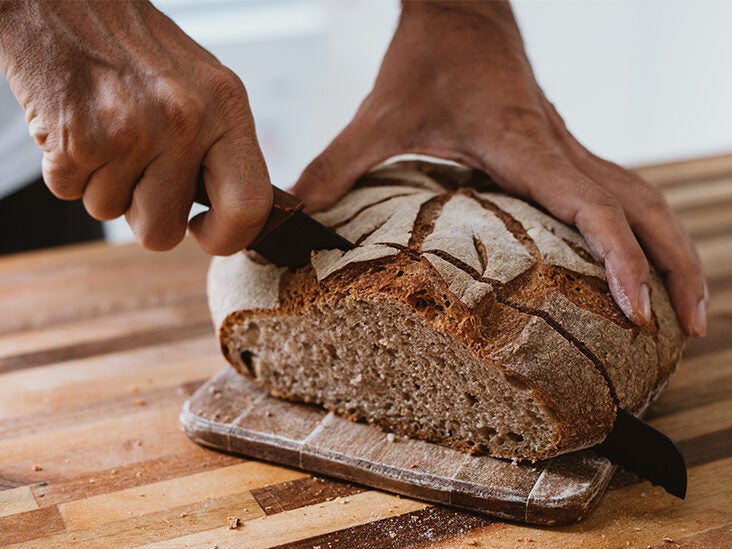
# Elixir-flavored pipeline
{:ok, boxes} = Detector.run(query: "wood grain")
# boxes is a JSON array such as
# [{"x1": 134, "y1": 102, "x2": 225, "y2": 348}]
[
  {"x1": 181, "y1": 367, "x2": 615, "y2": 525},
  {"x1": 0, "y1": 154, "x2": 730, "y2": 547}
]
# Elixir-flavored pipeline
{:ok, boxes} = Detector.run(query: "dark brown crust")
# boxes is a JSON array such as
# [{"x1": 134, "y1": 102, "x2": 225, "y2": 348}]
[
  {"x1": 214, "y1": 160, "x2": 687, "y2": 460},
  {"x1": 221, "y1": 250, "x2": 615, "y2": 460}
]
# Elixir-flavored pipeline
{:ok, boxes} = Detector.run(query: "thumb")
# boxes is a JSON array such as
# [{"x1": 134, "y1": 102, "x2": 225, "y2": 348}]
[
  {"x1": 189, "y1": 126, "x2": 273, "y2": 256},
  {"x1": 291, "y1": 112, "x2": 397, "y2": 213}
]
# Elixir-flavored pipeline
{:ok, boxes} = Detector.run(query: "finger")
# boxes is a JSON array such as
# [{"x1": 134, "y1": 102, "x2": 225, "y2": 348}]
[
  {"x1": 291, "y1": 110, "x2": 398, "y2": 213},
  {"x1": 484, "y1": 146, "x2": 652, "y2": 325},
  {"x1": 544, "y1": 102, "x2": 707, "y2": 336},
  {"x1": 581, "y1": 162, "x2": 704, "y2": 335},
  {"x1": 82, "y1": 155, "x2": 150, "y2": 220},
  {"x1": 125, "y1": 153, "x2": 199, "y2": 251},
  {"x1": 41, "y1": 151, "x2": 92, "y2": 200},
  {"x1": 188, "y1": 128, "x2": 272, "y2": 256}
]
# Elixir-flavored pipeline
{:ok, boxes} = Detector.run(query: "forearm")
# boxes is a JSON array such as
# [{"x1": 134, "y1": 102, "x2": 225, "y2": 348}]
[
  {"x1": 0, "y1": 0, "x2": 32, "y2": 76},
  {"x1": 0, "y1": 1, "x2": 156, "y2": 94},
  {"x1": 400, "y1": 0, "x2": 526, "y2": 51}
]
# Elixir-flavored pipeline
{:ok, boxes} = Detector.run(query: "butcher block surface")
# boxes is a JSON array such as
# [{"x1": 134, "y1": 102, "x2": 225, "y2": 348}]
[
  {"x1": 1, "y1": 153, "x2": 731, "y2": 547},
  {"x1": 182, "y1": 368, "x2": 615, "y2": 526}
]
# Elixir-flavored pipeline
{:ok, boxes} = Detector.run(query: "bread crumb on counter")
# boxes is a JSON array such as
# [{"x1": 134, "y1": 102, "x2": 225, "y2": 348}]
[
  {"x1": 228, "y1": 516, "x2": 241, "y2": 530},
  {"x1": 32, "y1": 464, "x2": 43, "y2": 471}
]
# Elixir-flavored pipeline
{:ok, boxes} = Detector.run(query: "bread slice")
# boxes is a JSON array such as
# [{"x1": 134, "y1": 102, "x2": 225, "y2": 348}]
[{"x1": 208, "y1": 161, "x2": 685, "y2": 461}]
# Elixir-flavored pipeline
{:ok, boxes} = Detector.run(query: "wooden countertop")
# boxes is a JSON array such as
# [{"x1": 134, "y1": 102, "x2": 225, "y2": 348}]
[{"x1": 1, "y1": 154, "x2": 731, "y2": 548}]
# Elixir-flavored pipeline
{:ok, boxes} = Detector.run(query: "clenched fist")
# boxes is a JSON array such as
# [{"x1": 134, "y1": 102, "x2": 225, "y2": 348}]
[{"x1": 0, "y1": 0, "x2": 272, "y2": 254}]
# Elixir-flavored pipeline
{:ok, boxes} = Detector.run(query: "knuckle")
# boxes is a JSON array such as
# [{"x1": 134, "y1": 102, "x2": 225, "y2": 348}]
[
  {"x1": 105, "y1": 120, "x2": 139, "y2": 152},
  {"x1": 42, "y1": 155, "x2": 84, "y2": 200},
  {"x1": 207, "y1": 67, "x2": 254, "y2": 127},
  {"x1": 582, "y1": 185, "x2": 621, "y2": 214},
  {"x1": 89, "y1": 99, "x2": 135, "y2": 152},
  {"x1": 609, "y1": 239, "x2": 648, "y2": 274},
  {"x1": 209, "y1": 66, "x2": 248, "y2": 105},
  {"x1": 227, "y1": 195, "x2": 272, "y2": 234},
  {"x1": 46, "y1": 185, "x2": 80, "y2": 201},
  {"x1": 636, "y1": 180, "x2": 669, "y2": 213},
  {"x1": 629, "y1": 246, "x2": 650, "y2": 270},
  {"x1": 44, "y1": 179, "x2": 78, "y2": 200},
  {"x1": 154, "y1": 78, "x2": 206, "y2": 141},
  {"x1": 205, "y1": 195, "x2": 273, "y2": 255},
  {"x1": 84, "y1": 199, "x2": 125, "y2": 221},
  {"x1": 200, "y1": 237, "x2": 235, "y2": 257},
  {"x1": 678, "y1": 248, "x2": 703, "y2": 279},
  {"x1": 133, "y1": 217, "x2": 186, "y2": 251},
  {"x1": 138, "y1": 228, "x2": 184, "y2": 252}
]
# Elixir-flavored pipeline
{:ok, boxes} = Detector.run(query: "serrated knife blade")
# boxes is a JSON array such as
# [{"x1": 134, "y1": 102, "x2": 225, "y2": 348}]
[{"x1": 593, "y1": 409, "x2": 687, "y2": 499}]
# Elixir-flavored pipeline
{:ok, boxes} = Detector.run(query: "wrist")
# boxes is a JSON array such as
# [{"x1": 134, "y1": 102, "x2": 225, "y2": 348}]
[
  {"x1": 401, "y1": 1, "x2": 522, "y2": 38},
  {"x1": 402, "y1": 0, "x2": 511, "y2": 18}
]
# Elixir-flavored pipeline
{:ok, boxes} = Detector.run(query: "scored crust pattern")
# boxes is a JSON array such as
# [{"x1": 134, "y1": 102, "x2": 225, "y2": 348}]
[
  {"x1": 209, "y1": 160, "x2": 685, "y2": 459},
  {"x1": 312, "y1": 166, "x2": 603, "y2": 299}
]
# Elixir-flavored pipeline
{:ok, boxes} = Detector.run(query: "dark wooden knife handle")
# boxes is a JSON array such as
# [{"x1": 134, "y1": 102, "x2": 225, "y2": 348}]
[{"x1": 194, "y1": 183, "x2": 305, "y2": 249}]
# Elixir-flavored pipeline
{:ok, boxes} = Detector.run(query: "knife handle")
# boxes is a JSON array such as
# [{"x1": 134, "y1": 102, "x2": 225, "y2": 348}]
[{"x1": 194, "y1": 183, "x2": 305, "y2": 249}]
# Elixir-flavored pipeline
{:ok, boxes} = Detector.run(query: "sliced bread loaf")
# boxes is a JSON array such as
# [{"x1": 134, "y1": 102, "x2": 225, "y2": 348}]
[{"x1": 208, "y1": 161, "x2": 685, "y2": 461}]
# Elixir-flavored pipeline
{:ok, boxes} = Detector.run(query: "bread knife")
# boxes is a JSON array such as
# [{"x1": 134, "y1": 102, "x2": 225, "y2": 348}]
[
  {"x1": 194, "y1": 184, "x2": 354, "y2": 267},
  {"x1": 195, "y1": 183, "x2": 687, "y2": 498},
  {"x1": 592, "y1": 409, "x2": 687, "y2": 499}
]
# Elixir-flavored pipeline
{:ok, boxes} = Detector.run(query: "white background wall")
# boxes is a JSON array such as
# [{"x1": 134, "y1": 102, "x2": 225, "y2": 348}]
[
  {"x1": 514, "y1": 0, "x2": 732, "y2": 166},
  {"x1": 102, "y1": 0, "x2": 732, "y2": 241}
]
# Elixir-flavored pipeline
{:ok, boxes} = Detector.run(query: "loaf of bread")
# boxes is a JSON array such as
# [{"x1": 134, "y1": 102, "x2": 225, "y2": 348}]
[{"x1": 208, "y1": 160, "x2": 685, "y2": 461}]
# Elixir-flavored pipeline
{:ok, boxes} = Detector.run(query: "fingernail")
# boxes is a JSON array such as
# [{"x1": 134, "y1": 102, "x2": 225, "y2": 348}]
[
  {"x1": 692, "y1": 298, "x2": 707, "y2": 337},
  {"x1": 637, "y1": 283, "x2": 651, "y2": 324},
  {"x1": 703, "y1": 280, "x2": 710, "y2": 303}
]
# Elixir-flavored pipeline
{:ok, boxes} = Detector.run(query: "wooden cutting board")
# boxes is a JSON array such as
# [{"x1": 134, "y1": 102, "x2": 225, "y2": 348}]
[{"x1": 181, "y1": 366, "x2": 616, "y2": 525}]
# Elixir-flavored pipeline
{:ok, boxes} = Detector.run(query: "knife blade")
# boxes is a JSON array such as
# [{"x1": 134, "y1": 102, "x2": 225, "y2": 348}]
[
  {"x1": 593, "y1": 409, "x2": 687, "y2": 499},
  {"x1": 195, "y1": 184, "x2": 687, "y2": 498},
  {"x1": 195, "y1": 184, "x2": 354, "y2": 267}
]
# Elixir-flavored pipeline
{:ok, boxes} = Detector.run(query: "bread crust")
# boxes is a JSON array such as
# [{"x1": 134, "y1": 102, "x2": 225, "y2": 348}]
[{"x1": 209, "y1": 161, "x2": 686, "y2": 461}]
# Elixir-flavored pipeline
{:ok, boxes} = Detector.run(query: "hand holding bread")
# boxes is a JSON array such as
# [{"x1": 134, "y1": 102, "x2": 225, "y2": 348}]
[{"x1": 293, "y1": 0, "x2": 707, "y2": 338}]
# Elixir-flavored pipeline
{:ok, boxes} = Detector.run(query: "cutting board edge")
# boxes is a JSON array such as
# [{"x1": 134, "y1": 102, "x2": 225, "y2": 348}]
[{"x1": 179, "y1": 368, "x2": 614, "y2": 526}]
